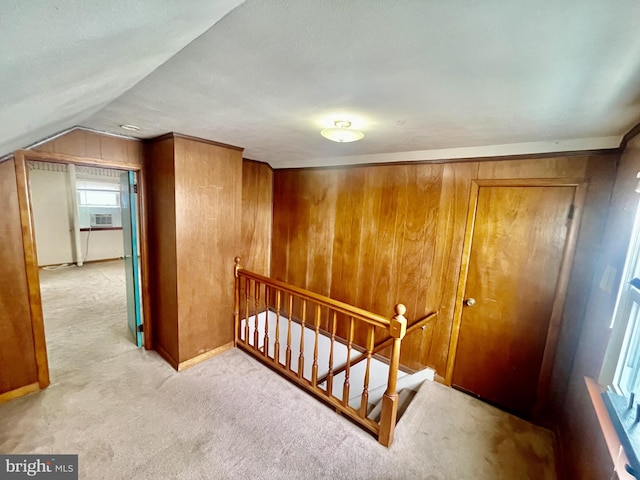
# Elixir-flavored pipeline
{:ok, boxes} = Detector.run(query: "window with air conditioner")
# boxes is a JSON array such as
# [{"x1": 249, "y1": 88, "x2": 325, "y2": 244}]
[{"x1": 76, "y1": 179, "x2": 122, "y2": 229}]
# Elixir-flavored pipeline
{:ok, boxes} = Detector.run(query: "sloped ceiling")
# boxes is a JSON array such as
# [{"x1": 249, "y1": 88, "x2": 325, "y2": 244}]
[
  {"x1": 5, "y1": 1, "x2": 640, "y2": 168},
  {"x1": 0, "y1": 0, "x2": 244, "y2": 158}
]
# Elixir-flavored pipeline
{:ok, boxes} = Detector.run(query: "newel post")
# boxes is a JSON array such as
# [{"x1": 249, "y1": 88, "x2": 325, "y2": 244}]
[
  {"x1": 233, "y1": 257, "x2": 241, "y2": 347},
  {"x1": 378, "y1": 303, "x2": 407, "y2": 447}
]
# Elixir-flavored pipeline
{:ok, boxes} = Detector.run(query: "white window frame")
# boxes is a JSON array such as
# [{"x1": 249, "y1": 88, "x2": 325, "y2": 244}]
[
  {"x1": 76, "y1": 179, "x2": 122, "y2": 229},
  {"x1": 600, "y1": 197, "x2": 640, "y2": 392}
]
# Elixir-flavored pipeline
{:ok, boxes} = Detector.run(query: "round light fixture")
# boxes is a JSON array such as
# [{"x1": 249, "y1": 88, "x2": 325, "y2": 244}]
[
  {"x1": 120, "y1": 124, "x2": 141, "y2": 132},
  {"x1": 321, "y1": 120, "x2": 364, "y2": 143}
]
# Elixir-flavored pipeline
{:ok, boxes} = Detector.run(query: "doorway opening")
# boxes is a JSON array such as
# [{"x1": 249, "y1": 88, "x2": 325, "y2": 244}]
[{"x1": 27, "y1": 160, "x2": 144, "y2": 381}]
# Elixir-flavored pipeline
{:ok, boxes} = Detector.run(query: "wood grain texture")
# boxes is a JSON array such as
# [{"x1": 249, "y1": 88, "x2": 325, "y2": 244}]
[
  {"x1": 33, "y1": 128, "x2": 143, "y2": 167},
  {"x1": 14, "y1": 152, "x2": 50, "y2": 389},
  {"x1": 452, "y1": 185, "x2": 575, "y2": 417},
  {"x1": 554, "y1": 145, "x2": 634, "y2": 478},
  {"x1": 0, "y1": 159, "x2": 39, "y2": 394},
  {"x1": 0, "y1": 382, "x2": 39, "y2": 403},
  {"x1": 241, "y1": 159, "x2": 273, "y2": 276},
  {"x1": 173, "y1": 136, "x2": 242, "y2": 362},
  {"x1": 546, "y1": 155, "x2": 618, "y2": 420},
  {"x1": 146, "y1": 138, "x2": 179, "y2": 362},
  {"x1": 271, "y1": 154, "x2": 617, "y2": 379}
]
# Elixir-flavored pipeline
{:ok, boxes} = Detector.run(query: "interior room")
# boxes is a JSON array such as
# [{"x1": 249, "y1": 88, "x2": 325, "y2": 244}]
[
  {"x1": 26, "y1": 161, "x2": 143, "y2": 381},
  {"x1": 1, "y1": 2, "x2": 640, "y2": 479}
]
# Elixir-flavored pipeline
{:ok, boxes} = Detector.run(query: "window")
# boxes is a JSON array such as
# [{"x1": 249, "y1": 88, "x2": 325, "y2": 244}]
[
  {"x1": 599, "y1": 196, "x2": 640, "y2": 477},
  {"x1": 601, "y1": 199, "x2": 640, "y2": 393},
  {"x1": 76, "y1": 179, "x2": 122, "y2": 229}
]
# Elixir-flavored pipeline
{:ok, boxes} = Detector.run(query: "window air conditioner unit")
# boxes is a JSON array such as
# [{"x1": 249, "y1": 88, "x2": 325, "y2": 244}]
[{"x1": 90, "y1": 213, "x2": 113, "y2": 227}]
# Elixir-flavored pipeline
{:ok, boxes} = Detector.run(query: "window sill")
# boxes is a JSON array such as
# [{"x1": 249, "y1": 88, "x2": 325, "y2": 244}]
[
  {"x1": 79, "y1": 227, "x2": 123, "y2": 232},
  {"x1": 585, "y1": 377, "x2": 637, "y2": 479}
]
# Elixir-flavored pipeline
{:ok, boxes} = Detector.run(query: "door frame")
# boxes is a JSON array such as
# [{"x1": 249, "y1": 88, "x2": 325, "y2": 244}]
[
  {"x1": 13, "y1": 149, "x2": 152, "y2": 389},
  {"x1": 443, "y1": 177, "x2": 588, "y2": 416}
]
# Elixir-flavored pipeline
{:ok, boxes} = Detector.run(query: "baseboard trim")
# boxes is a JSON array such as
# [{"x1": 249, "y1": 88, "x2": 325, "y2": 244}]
[
  {"x1": 39, "y1": 258, "x2": 122, "y2": 268},
  {"x1": 178, "y1": 342, "x2": 234, "y2": 371},
  {"x1": 155, "y1": 344, "x2": 179, "y2": 370},
  {"x1": 0, "y1": 382, "x2": 40, "y2": 403}
]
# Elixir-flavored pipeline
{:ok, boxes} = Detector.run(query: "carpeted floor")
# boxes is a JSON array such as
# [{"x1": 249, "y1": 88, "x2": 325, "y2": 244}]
[{"x1": 0, "y1": 260, "x2": 556, "y2": 479}]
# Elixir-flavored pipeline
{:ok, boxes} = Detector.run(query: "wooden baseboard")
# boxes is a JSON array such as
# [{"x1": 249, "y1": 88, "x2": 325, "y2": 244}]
[
  {"x1": 155, "y1": 344, "x2": 179, "y2": 370},
  {"x1": 178, "y1": 342, "x2": 234, "y2": 371},
  {"x1": 0, "y1": 382, "x2": 40, "y2": 403},
  {"x1": 39, "y1": 257, "x2": 123, "y2": 268}
]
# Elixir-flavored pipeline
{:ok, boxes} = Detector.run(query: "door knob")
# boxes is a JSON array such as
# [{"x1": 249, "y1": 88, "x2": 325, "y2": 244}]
[{"x1": 464, "y1": 298, "x2": 476, "y2": 307}]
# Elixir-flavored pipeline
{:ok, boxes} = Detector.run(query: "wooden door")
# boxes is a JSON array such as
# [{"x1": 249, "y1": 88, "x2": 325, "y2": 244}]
[{"x1": 451, "y1": 183, "x2": 579, "y2": 418}]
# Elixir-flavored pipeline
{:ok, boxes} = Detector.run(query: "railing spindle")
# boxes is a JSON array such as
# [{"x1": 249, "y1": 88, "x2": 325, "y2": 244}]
[
  {"x1": 263, "y1": 285, "x2": 270, "y2": 358},
  {"x1": 254, "y1": 280, "x2": 260, "y2": 351},
  {"x1": 312, "y1": 304, "x2": 321, "y2": 387},
  {"x1": 342, "y1": 316, "x2": 355, "y2": 407},
  {"x1": 326, "y1": 311, "x2": 337, "y2": 396},
  {"x1": 274, "y1": 290, "x2": 281, "y2": 365},
  {"x1": 233, "y1": 257, "x2": 241, "y2": 347},
  {"x1": 360, "y1": 325, "x2": 375, "y2": 417},
  {"x1": 244, "y1": 277, "x2": 250, "y2": 345},
  {"x1": 379, "y1": 304, "x2": 408, "y2": 447},
  {"x1": 233, "y1": 261, "x2": 409, "y2": 447},
  {"x1": 286, "y1": 294, "x2": 293, "y2": 370},
  {"x1": 298, "y1": 300, "x2": 306, "y2": 379}
]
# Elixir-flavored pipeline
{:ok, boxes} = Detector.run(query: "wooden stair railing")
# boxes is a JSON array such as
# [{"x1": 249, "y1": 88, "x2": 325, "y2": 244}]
[
  {"x1": 233, "y1": 257, "x2": 407, "y2": 447},
  {"x1": 316, "y1": 311, "x2": 439, "y2": 386}
]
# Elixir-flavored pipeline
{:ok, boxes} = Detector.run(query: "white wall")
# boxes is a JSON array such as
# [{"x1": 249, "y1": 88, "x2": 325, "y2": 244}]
[
  {"x1": 80, "y1": 230, "x2": 124, "y2": 263},
  {"x1": 29, "y1": 165, "x2": 125, "y2": 266}
]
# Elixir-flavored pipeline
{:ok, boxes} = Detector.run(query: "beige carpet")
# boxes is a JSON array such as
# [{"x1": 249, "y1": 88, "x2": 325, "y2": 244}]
[{"x1": 0, "y1": 261, "x2": 556, "y2": 479}]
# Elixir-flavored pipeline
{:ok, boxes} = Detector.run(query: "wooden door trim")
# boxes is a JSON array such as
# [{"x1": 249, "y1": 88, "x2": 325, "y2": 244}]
[
  {"x1": 444, "y1": 180, "x2": 480, "y2": 386},
  {"x1": 14, "y1": 151, "x2": 50, "y2": 389},
  {"x1": 444, "y1": 178, "x2": 588, "y2": 417},
  {"x1": 534, "y1": 181, "x2": 588, "y2": 417},
  {"x1": 15, "y1": 149, "x2": 153, "y2": 390},
  {"x1": 16, "y1": 149, "x2": 142, "y2": 171}
]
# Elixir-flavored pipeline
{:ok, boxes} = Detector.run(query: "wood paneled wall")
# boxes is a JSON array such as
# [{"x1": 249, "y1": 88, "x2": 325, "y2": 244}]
[
  {"x1": 146, "y1": 134, "x2": 243, "y2": 368},
  {"x1": 33, "y1": 128, "x2": 143, "y2": 167},
  {"x1": 0, "y1": 159, "x2": 39, "y2": 396},
  {"x1": 146, "y1": 138, "x2": 179, "y2": 363},
  {"x1": 271, "y1": 154, "x2": 618, "y2": 376},
  {"x1": 557, "y1": 135, "x2": 640, "y2": 479},
  {"x1": 241, "y1": 159, "x2": 273, "y2": 276}
]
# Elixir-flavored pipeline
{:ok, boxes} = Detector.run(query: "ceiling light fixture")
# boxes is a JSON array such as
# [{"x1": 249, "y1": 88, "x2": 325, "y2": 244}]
[
  {"x1": 119, "y1": 124, "x2": 141, "y2": 132},
  {"x1": 321, "y1": 120, "x2": 364, "y2": 143}
]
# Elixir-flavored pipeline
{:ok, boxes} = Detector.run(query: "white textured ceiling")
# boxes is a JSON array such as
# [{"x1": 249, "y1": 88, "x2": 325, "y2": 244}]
[
  {"x1": 6, "y1": 1, "x2": 640, "y2": 167},
  {"x1": 0, "y1": 0, "x2": 244, "y2": 157}
]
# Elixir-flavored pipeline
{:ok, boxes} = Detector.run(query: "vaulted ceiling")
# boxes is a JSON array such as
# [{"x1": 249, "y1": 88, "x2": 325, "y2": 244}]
[{"x1": 4, "y1": 1, "x2": 640, "y2": 168}]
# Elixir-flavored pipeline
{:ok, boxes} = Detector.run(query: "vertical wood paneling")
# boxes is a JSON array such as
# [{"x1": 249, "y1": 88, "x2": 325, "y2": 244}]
[
  {"x1": 271, "y1": 153, "x2": 617, "y2": 376},
  {"x1": 0, "y1": 159, "x2": 38, "y2": 394},
  {"x1": 271, "y1": 171, "x2": 293, "y2": 284},
  {"x1": 241, "y1": 160, "x2": 273, "y2": 276},
  {"x1": 146, "y1": 138, "x2": 179, "y2": 365},
  {"x1": 287, "y1": 172, "x2": 311, "y2": 290},
  {"x1": 547, "y1": 155, "x2": 617, "y2": 418},
  {"x1": 421, "y1": 162, "x2": 478, "y2": 373},
  {"x1": 552, "y1": 149, "x2": 628, "y2": 478},
  {"x1": 476, "y1": 156, "x2": 587, "y2": 179},
  {"x1": 305, "y1": 170, "x2": 337, "y2": 298},
  {"x1": 33, "y1": 129, "x2": 143, "y2": 167},
  {"x1": 330, "y1": 169, "x2": 366, "y2": 306},
  {"x1": 397, "y1": 163, "x2": 444, "y2": 369},
  {"x1": 174, "y1": 137, "x2": 242, "y2": 362}
]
